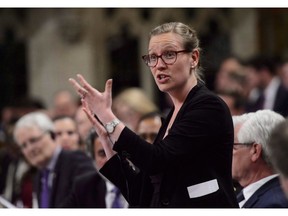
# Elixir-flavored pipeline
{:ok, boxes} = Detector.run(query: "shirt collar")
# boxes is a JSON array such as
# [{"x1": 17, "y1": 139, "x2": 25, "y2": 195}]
[{"x1": 243, "y1": 174, "x2": 279, "y2": 201}]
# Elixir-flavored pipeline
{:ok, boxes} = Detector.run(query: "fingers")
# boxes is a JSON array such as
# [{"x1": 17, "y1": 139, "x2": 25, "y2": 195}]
[
  {"x1": 82, "y1": 100, "x2": 107, "y2": 136},
  {"x1": 105, "y1": 79, "x2": 113, "y2": 99},
  {"x1": 69, "y1": 77, "x2": 88, "y2": 99},
  {"x1": 76, "y1": 74, "x2": 95, "y2": 95},
  {"x1": 84, "y1": 108, "x2": 107, "y2": 137}
]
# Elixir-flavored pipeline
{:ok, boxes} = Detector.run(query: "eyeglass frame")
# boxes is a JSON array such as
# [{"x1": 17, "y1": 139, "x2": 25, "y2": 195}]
[
  {"x1": 233, "y1": 142, "x2": 254, "y2": 150},
  {"x1": 142, "y1": 50, "x2": 190, "y2": 67},
  {"x1": 19, "y1": 131, "x2": 49, "y2": 150}
]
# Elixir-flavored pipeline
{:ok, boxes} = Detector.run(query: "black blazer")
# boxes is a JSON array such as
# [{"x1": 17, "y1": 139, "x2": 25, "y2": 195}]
[
  {"x1": 34, "y1": 149, "x2": 96, "y2": 208},
  {"x1": 101, "y1": 82, "x2": 238, "y2": 208},
  {"x1": 60, "y1": 171, "x2": 106, "y2": 208},
  {"x1": 242, "y1": 176, "x2": 288, "y2": 208}
]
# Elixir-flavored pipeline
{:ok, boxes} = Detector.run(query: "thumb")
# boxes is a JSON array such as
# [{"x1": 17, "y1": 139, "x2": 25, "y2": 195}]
[{"x1": 105, "y1": 79, "x2": 113, "y2": 98}]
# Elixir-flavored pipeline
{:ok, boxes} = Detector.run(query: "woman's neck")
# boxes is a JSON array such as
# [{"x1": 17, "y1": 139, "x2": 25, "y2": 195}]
[{"x1": 169, "y1": 78, "x2": 197, "y2": 108}]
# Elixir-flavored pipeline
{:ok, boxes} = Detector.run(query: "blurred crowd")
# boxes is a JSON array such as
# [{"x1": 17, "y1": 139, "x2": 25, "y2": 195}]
[
  {"x1": 1, "y1": 53, "x2": 288, "y2": 208},
  {"x1": 0, "y1": 86, "x2": 161, "y2": 208}
]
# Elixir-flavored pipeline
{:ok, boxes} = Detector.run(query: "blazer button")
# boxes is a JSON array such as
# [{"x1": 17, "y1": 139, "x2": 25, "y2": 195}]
[{"x1": 161, "y1": 198, "x2": 170, "y2": 206}]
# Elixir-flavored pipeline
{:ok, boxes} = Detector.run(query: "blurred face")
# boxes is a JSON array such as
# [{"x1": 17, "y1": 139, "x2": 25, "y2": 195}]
[
  {"x1": 148, "y1": 32, "x2": 197, "y2": 94},
  {"x1": 137, "y1": 116, "x2": 162, "y2": 144},
  {"x1": 114, "y1": 103, "x2": 140, "y2": 132},
  {"x1": 243, "y1": 66, "x2": 259, "y2": 90},
  {"x1": 15, "y1": 126, "x2": 56, "y2": 169},
  {"x1": 54, "y1": 117, "x2": 80, "y2": 150},
  {"x1": 216, "y1": 58, "x2": 241, "y2": 91},
  {"x1": 53, "y1": 91, "x2": 78, "y2": 118},
  {"x1": 94, "y1": 137, "x2": 107, "y2": 170},
  {"x1": 75, "y1": 108, "x2": 93, "y2": 141}
]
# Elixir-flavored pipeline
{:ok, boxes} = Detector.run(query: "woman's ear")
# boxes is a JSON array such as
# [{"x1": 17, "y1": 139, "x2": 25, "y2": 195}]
[{"x1": 191, "y1": 49, "x2": 199, "y2": 67}]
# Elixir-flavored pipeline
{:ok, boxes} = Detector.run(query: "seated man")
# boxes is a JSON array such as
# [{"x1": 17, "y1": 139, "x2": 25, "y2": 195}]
[
  {"x1": 13, "y1": 111, "x2": 96, "y2": 208},
  {"x1": 136, "y1": 111, "x2": 163, "y2": 144},
  {"x1": 61, "y1": 129, "x2": 128, "y2": 208},
  {"x1": 232, "y1": 110, "x2": 288, "y2": 208},
  {"x1": 268, "y1": 119, "x2": 288, "y2": 199}
]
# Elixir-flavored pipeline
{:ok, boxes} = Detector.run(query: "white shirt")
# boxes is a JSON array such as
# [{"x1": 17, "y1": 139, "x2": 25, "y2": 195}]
[
  {"x1": 105, "y1": 181, "x2": 128, "y2": 208},
  {"x1": 263, "y1": 77, "x2": 281, "y2": 110},
  {"x1": 239, "y1": 174, "x2": 279, "y2": 208}
]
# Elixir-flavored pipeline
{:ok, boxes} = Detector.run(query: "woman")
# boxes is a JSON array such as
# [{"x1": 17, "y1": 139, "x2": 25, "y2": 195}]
[{"x1": 69, "y1": 22, "x2": 238, "y2": 208}]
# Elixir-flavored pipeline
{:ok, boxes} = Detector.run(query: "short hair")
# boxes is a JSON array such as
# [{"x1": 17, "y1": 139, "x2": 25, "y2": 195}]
[
  {"x1": 244, "y1": 55, "x2": 277, "y2": 75},
  {"x1": 237, "y1": 110, "x2": 285, "y2": 165},
  {"x1": 13, "y1": 111, "x2": 54, "y2": 141},
  {"x1": 268, "y1": 120, "x2": 288, "y2": 178},
  {"x1": 52, "y1": 115, "x2": 77, "y2": 130},
  {"x1": 218, "y1": 90, "x2": 246, "y2": 110},
  {"x1": 232, "y1": 112, "x2": 255, "y2": 128}
]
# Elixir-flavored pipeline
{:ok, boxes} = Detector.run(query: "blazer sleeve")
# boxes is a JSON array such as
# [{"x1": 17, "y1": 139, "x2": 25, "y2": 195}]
[{"x1": 100, "y1": 154, "x2": 149, "y2": 206}]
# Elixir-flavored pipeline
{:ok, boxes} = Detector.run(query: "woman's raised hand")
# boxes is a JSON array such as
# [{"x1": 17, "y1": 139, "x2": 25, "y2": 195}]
[{"x1": 69, "y1": 74, "x2": 114, "y2": 123}]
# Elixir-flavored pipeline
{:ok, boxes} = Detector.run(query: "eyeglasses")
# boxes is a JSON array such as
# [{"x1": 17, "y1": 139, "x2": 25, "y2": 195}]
[
  {"x1": 142, "y1": 50, "x2": 189, "y2": 67},
  {"x1": 19, "y1": 131, "x2": 48, "y2": 150},
  {"x1": 233, "y1": 142, "x2": 254, "y2": 150}
]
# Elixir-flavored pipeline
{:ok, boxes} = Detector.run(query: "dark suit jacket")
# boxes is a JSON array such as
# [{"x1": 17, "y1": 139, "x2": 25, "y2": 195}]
[
  {"x1": 34, "y1": 149, "x2": 96, "y2": 208},
  {"x1": 60, "y1": 171, "x2": 106, "y2": 208},
  {"x1": 273, "y1": 84, "x2": 288, "y2": 117},
  {"x1": 101, "y1": 82, "x2": 238, "y2": 208},
  {"x1": 242, "y1": 176, "x2": 288, "y2": 208},
  {"x1": 246, "y1": 82, "x2": 288, "y2": 117}
]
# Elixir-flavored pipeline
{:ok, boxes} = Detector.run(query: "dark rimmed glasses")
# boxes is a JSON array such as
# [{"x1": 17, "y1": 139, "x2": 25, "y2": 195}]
[
  {"x1": 142, "y1": 50, "x2": 190, "y2": 67},
  {"x1": 233, "y1": 142, "x2": 254, "y2": 150}
]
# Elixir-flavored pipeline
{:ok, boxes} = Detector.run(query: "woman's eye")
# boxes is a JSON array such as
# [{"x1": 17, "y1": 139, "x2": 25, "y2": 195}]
[
  {"x1": 149, "y1": 55, "x2": 157, "y2": 61},
  {"x1": 164, "y1": 51, "x2": 175, "y2": 58}
]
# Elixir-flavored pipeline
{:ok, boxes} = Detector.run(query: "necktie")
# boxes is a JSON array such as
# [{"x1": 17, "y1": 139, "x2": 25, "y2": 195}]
[
  {"x1": 111, "y1": 187, "x2": 122, "y2": 208},
  {"x1": 40, "y1": 169, "x2": 50, "y2": 208},
  {"x1": 237, "y1": 190, "x2": 245, "y2": 203}
]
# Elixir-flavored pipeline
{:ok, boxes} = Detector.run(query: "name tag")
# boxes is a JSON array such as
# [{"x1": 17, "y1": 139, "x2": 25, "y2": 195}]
[{"x1": 187, "y1": 179, "x2": 219, "y2": 198}]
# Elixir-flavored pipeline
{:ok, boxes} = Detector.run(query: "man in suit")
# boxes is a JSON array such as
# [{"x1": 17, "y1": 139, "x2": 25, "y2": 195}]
[
  {"x1": 13, "y1": 111, "x2": 96, "y2": 208},
  {"x1": 61, "y1": 129, "x2": 128, "y2": 208},
  {"x1": 268, "y1": 119, "x2": 288, "y2": 199},
  {"x1": 244, "y1": 55, "x2": 288, "y2": 117},
  {"x1": 232, "y1": 110, "x2": 288, "y2": 208}
]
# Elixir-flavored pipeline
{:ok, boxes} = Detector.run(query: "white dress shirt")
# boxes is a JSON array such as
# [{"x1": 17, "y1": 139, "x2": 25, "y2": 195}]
[
  {"x1": 263, "y1": 77, "x2": 281, "y2": 110},
  {"x1": 239, "y1": 174, "x2": 279, "y2": 208}
]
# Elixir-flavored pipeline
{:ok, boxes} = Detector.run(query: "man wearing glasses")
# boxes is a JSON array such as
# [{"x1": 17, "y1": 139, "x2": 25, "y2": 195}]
[
  {"x1": 232, "y1": 110, "x2": 288, "y2": 208},
  {"x1": 13, "y1": 112, "x2": 96, "y2": 208}
]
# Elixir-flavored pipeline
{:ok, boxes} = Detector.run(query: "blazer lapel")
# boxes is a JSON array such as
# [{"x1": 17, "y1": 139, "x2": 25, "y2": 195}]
[{"x1": 242, "y1": 177, "x2": 278, "y2": 208}]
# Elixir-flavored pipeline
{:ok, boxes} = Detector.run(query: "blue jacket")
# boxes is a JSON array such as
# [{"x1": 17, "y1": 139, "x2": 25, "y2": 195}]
[{"x1": 243, "y1": 176, "x2": 288, "y2": 208}]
